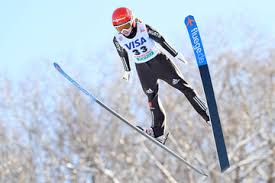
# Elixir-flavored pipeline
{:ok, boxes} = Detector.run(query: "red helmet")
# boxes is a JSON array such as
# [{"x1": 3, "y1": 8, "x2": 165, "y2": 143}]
[{"x1": 112, "y1": 7, "x2": 133, "y2": 26}]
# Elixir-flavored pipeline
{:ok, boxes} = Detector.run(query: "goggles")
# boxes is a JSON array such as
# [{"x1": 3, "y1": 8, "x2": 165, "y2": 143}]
[{"x1": 114, "y1": 20, "x2": 132, "y2": 33}]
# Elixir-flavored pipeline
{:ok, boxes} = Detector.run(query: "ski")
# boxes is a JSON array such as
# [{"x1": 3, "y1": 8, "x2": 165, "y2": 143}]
[
  {"x1": 184, "y1": 15, "x2": 230, "y2": 172},
  {"x1": 53, "y1": 62, "x2": 207, "y2": 176}
]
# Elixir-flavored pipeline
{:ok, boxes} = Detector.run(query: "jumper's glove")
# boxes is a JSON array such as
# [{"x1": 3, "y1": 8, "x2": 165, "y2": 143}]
[
  {"x1": 175, "y1": 53, "x2": 187, "y2": 64},
  {"x1": 123, "y1": 71, "x2": 131, "y2": 81}
]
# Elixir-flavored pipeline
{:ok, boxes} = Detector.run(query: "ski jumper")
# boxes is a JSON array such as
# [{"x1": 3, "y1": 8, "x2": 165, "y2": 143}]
[{"x1": 113, "y1": 20, "x2": 209, "y2": 137}]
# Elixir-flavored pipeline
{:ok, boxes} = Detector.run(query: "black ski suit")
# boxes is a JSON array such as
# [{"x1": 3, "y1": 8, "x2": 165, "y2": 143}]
[{"x1": 113, "y1": 21, "x2": 209, "y2": 137}]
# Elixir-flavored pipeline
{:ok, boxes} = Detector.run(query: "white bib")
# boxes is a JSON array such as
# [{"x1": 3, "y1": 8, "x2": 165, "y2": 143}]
[{"x1": 115, "y1": 22, "x2": 159, "y2": 63}]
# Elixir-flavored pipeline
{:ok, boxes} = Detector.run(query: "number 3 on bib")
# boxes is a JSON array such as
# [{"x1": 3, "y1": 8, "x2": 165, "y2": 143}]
[{"x1": 133, "y1": 46, "x2": 148, "y2": 55}]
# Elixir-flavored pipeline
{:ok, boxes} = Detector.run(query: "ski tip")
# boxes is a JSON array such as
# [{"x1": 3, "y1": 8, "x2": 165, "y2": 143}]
[
  {"x1": 185, "y1": 15, "x2": 194, "y2": 19},
  {"x1": 53, "y1": 62, "x2": 62, "y2": 71},
  {"x1": 184, "y1": 15, "x2": 196, "y2": 27},
  {"x1": 184, "y1": 15, "x2": 194, "y2": 22},
  {"x1": 53, "y1": 62, "x2": 59, "y2": 68}
]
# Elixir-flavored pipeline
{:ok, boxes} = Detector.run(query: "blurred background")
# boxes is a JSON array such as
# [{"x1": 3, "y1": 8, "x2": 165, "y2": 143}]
[{"x1": 0, "y1": 0, "x2": 274, "y2": 182}]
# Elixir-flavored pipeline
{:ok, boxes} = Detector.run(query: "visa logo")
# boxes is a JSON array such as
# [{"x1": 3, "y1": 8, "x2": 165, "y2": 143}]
[{"x1": 125, "y1": 37, "x2": 146, "y2": 50}]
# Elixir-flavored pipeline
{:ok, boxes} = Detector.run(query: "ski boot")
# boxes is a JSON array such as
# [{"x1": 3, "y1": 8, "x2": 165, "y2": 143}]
[{"x1": 137, "y1": 126, "x2": 169, "y2": 145}]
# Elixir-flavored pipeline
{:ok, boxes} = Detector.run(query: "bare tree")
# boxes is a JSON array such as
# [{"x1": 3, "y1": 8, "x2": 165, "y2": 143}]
[{"x1": 0, "y1": 30, "x2": 274, "y2": 183}]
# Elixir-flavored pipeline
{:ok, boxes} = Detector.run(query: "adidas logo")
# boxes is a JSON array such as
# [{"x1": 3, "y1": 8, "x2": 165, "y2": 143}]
[
  {"x1": 172, "y1": 79, "x2": 180, "y2": 85},
  {"x1": 146, "y1": 88, "x2": 154, "y2": 94}
]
